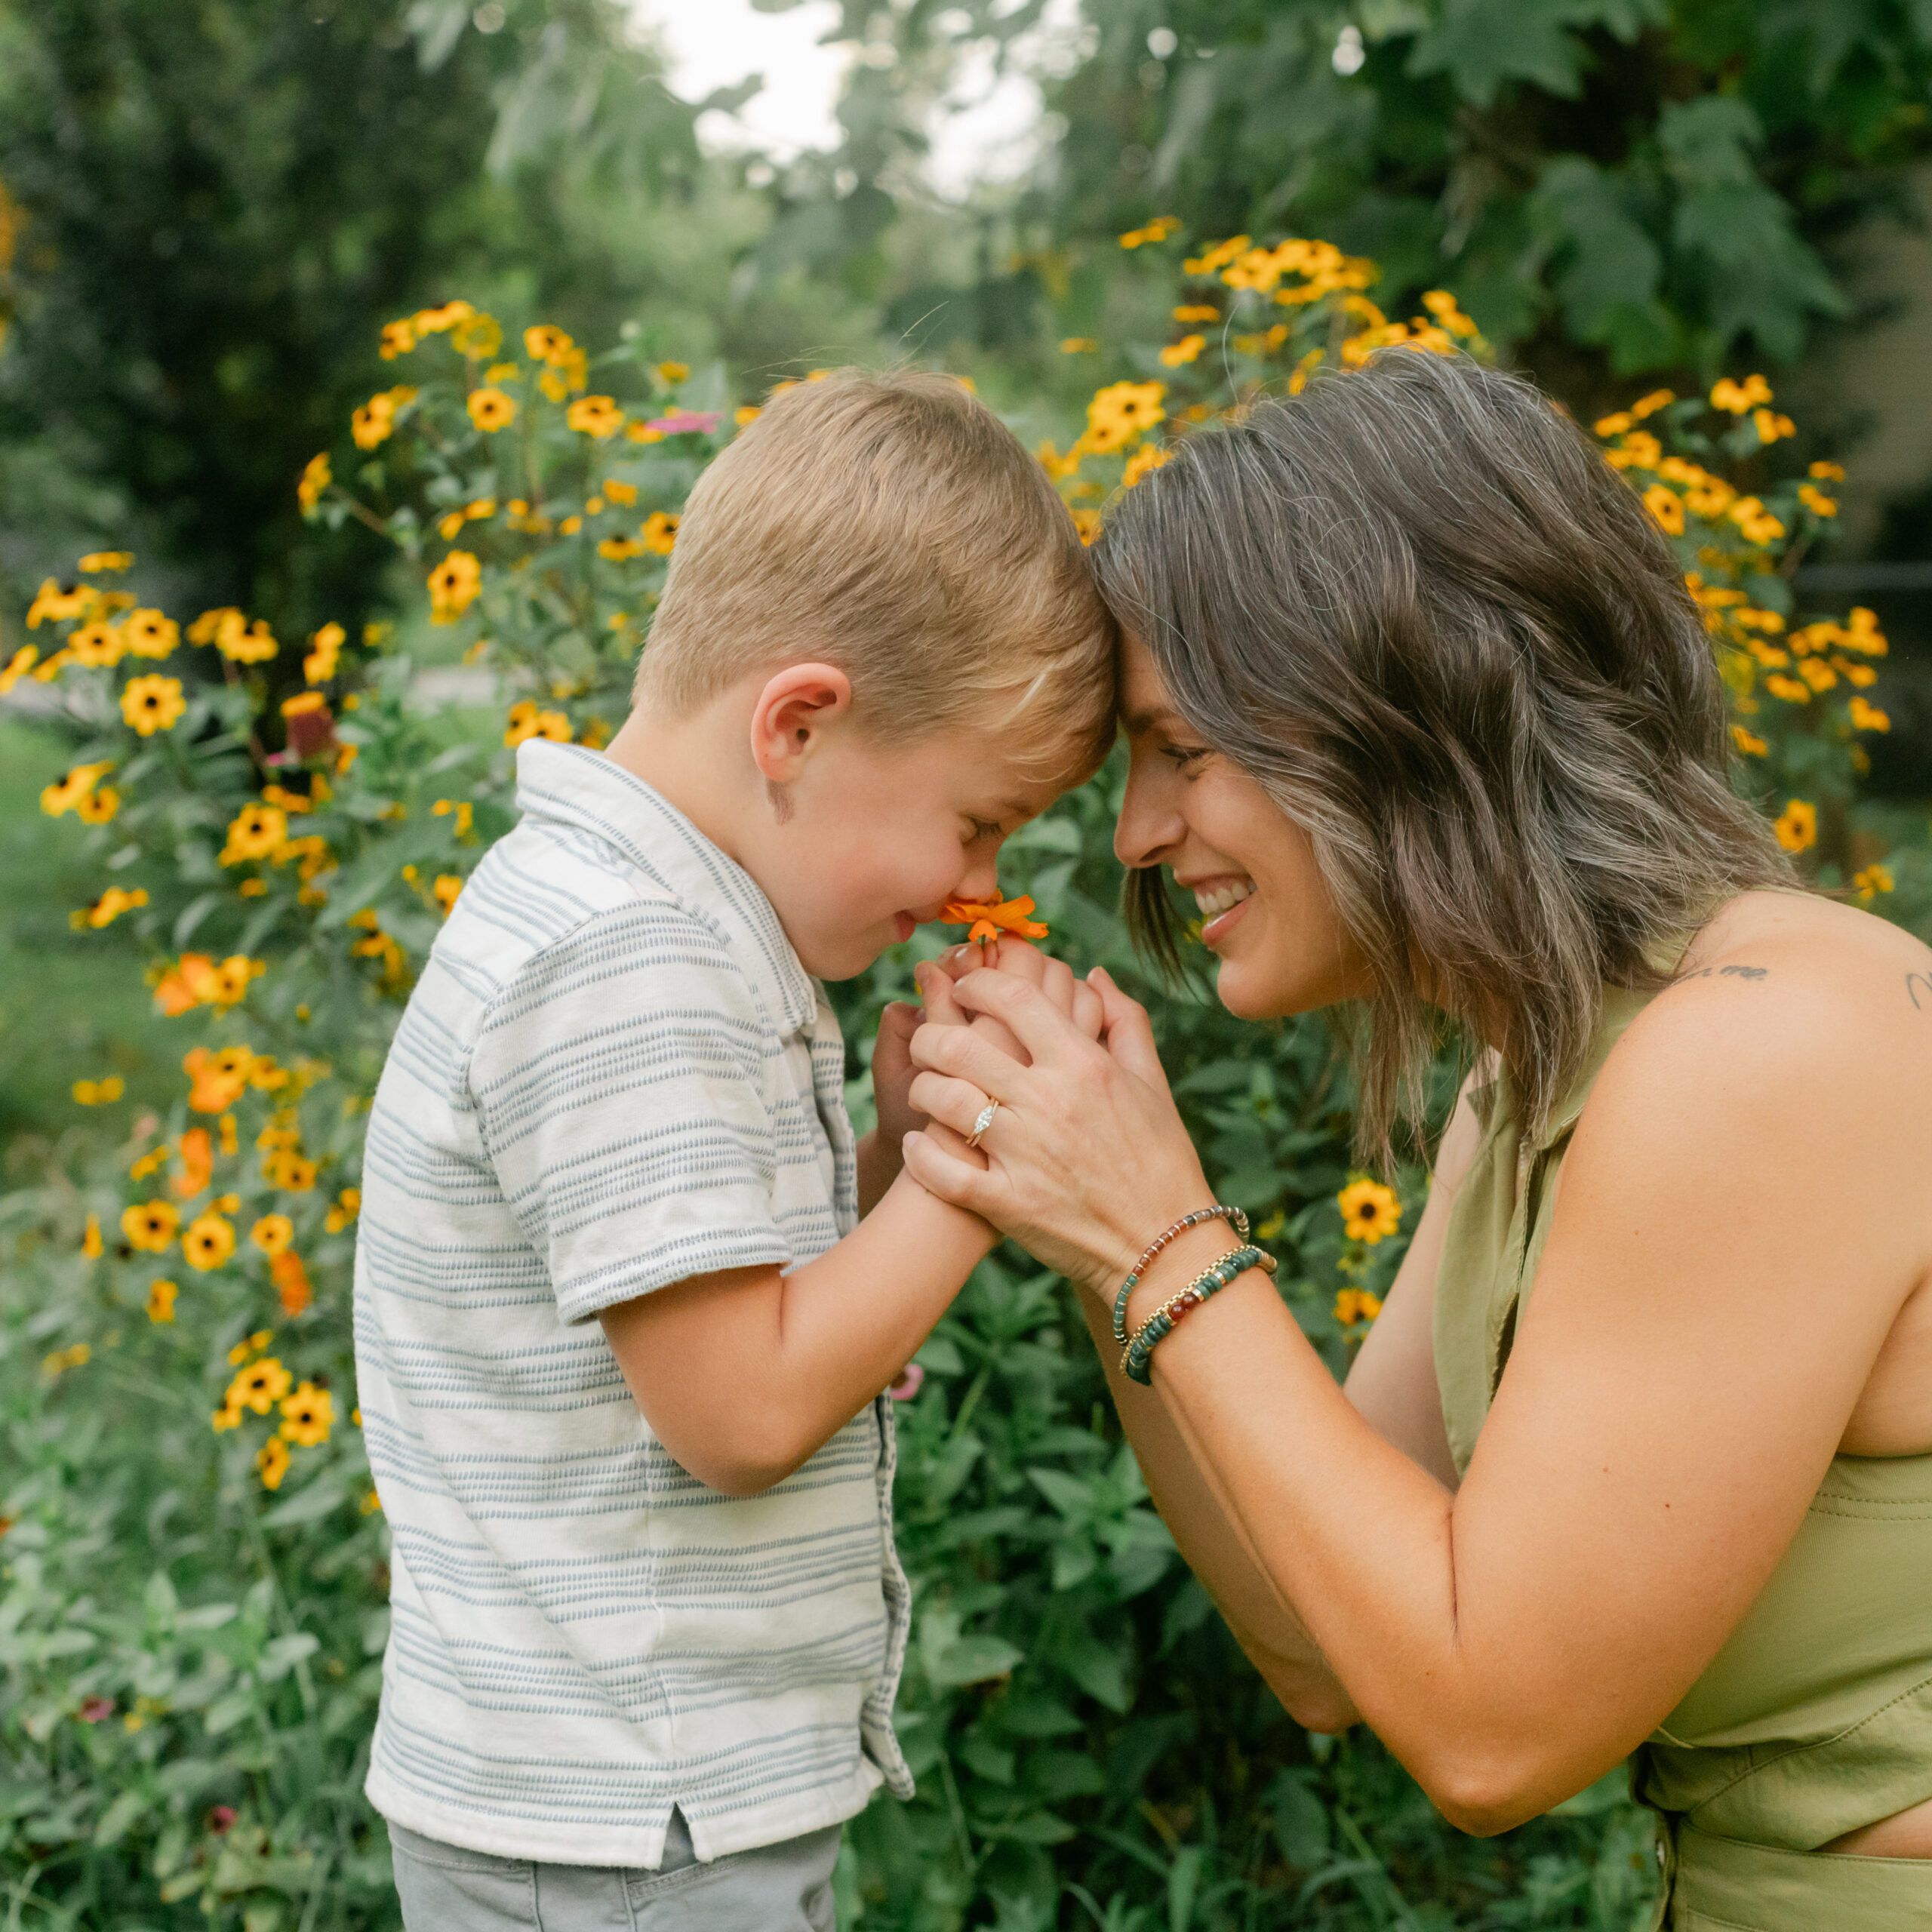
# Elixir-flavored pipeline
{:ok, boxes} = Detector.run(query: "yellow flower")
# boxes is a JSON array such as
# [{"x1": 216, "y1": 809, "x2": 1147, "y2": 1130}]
[
  {"x1": 279, "y1": 1381, "x2": 335, "y2": 1447},
  {"x1": 601, "y1": 478, "x2": 639, "y2": 506},
  {"x1": 414, "y1": 298, "x2": 473, "y2": 337},
  {"x1": 1070, "y1": 507, "x2": 1104, "y2": 546},
  {"x1": 1709, "y1": 374, "x2": 1772, "y2": 414},
  {"x1": 428, "y1": 549, "x2": 482, "y2": 623},
  {"x1": 122, "y1": 608, "x2": 179, "y2": 658},
  {"x1": 0, "y1": 645, "x2": 39, "y2": 693},
  {"x1": 1337, "y1": 1177, "x2": 1401, "y2": 1245},
  {"x1": 220, "y1": 804, "x2": 288, "y2": 866},
  {"x1": 524, "y1": 323, "x2": 574, "y2": 365},
  {"x1": 269, "y1": 1151, "x2": 319, "y2": 1193},
  {"x1": 432, "y1": 798, "x2": 474, "y2": 838},
  {"x1": 68, "y1": 620, "x2": 125, "y2": 666},
  {"x1": 297, "y1": 451, "x2": 332, "y2": 513},
  {"x1": 733, "y1": 405, "x2": 760, "y2": 426},
  {"x1": 303, "y1": 620, "x2": 344, "y2": 684},
  {"x1": 598, "y1": 534, "x2": 645, "y2": 561},
  {"x1": 379, "y1": 317, "x2": 417, "y2": 359},
  {"x1": 656, "y1": 360, "x2": 689, "y2": 383},
  {"x1": 503, "y1": 700, "x2": 572, "y2": 748},
  {"x1": 1730, "y1": 725, "x2": 1767, "y2": 758},
  {"x1": 1752, "y1": 408, "x2": 1795, "y2": 444},
  {"x1": 1773, "y1": 798, "x2": 1817, "y2": 854},
  {"x1": 1798, "y1": 656, "x2": 1837, "y2": 692},
  {"x1": 225, "y1": 618, "x2": 278, "y2": 663},
  {"x1": 1764, "y1": 673, "x2": 1809, "y2": 704},
  {"x1": 82, "y1": 1214, "x2": 103, "y2": 1259},
  {"x1": 1796, "y1": 482, "x2": 1837, "y2": 518},
  {"x1": 641, "y1": 511, "x2": 679, "y2": 555},
  {"x1": 1334, "y1": 1287, "x2": 1384, "y2": 1327},
  {"x1": 1084, "y1": 380, "x2": 1166, "y2": 453},
  {"x1": 433, "y1": 874, "x2": 464, "y2": 917},
  {"x1": 1809, "y1": 459, "x2": 1846, "y2": 481},
  {"x1": 1118, "y1": 216, "x2": 1180, "y2": 248},
  {"x1": 43, "y1": 1342, "x2": 91, "y2": 1377},
  {"x1": 1172, "y1": 304, "x2": 1220, "y2": 322},
  {"x1": 451, "y1": 312, "x2": 503, "y2": 360},
  {"x1": 1854, "y1": 863, "x2": 1895, "y2": 902},
  {"x1": 26, "y1": 578, "x2": 93, "y2": 626},
  {"x1": 1594, "y1": 411, "x2": 1632, "y2": 438},
  {"x1": 1058, "y1": 337, "x2": 1099, "y2": 353},
  {"x1": 1122, "y1": 444, "x2": 1172, "y2": 488},
  {"x1": 122, "y1": 675, "x2": 186, "y2": 735},
  {"x1": 1159, "y1": 334, "x2": 1206, "y2": 367},
  {"x1": 251, "y1": 1214, "x2": 294, "y2": 1257},
  {"x1": 146, "y1": 1279, "x2": 178, "y2": 1324},
  {"x1": 567, "y1": 395, "x2": 626, "y2": 438},
  {"x1": 41, "y1": 761, "x2": 112, "y2": 817},
  {"x1": 72, "y1": 1076, "x2": 125, "y2": 1105},
  {"x1": 182, "y1": 1212, "x2": 236, "y2": 1272},
  {"x1": 122, "y1": 1200, "x2": 179, "y2": 1253},
  {"x1": 324, "y1": 1186, "x2": 361, "y2": 1235},
  {"x1": 78, "y1": 551, "x2": 132, "y2": 574},
  {"x1": 1641, "y1": 485, "x2": 1684, "y2": 535},
  {"x1": 1849, "y1": 695, "x2": 1890, "y2": 733},
  {"x1": 227, "y1": 1355, "x2": 293, "y2": 1415},
  {"x1": 468, "y1": 386, "x2": 517, "y2": 433},
  {"x1": 256, "y1": 1438, "x2": 291, "y2": 1491},
  {"x1": 1632, "y1": 389, "x2": 1675, "y2": 418},
  {"x1": 211, "y1": 1401, "x2": 242, "y2": 1432}
]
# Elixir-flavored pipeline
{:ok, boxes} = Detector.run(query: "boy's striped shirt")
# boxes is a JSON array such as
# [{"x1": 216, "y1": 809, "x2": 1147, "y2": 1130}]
[{"x1": 355, "y1": 741, "x2": 912, "y2": 1867}]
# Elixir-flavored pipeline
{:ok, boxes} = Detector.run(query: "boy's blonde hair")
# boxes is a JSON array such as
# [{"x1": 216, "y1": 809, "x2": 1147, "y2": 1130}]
[{"x1": 638, "y1": 369, "x2": 1115, "y2": 765}]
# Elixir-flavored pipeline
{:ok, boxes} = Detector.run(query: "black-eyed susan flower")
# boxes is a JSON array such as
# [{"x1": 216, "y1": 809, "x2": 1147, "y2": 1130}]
[
  {"x1": 324, "y1": 1187, "x2": 361, "y2": 1235},
  {"x1": 251, "y1": 1214, "x2": 294, "y2": 1258},
  {"x1": 146, "y1": 1278, "x2": 178, "y2": 1324},
  {"x1": 1642, "y1": 485, "x2": 1684, "y2": 536},
  {"x1": 352, "y1": 385, "x2": 417, "y2": 451},
  {"x1": 211, "y1": 1400, "x2": 243, "y2": 1433},
  {"x1": 278, "y1": 1380, "x2": 335, "y2": 1447},
  {"x1": 122, "y1": 608, "x2": 179, "y2": 658},
  {"x1": 40, "y1": 761, "x2": 113, "y2": 817},
  {"x1": 1710, "y1": 373, "x2": 1772, "y2": 415},
  {"x1": 227, "y1": 1355, "x2": 292, "y2": 1415},
  {"x1": 525, "y1": 323, "x2": 573, "y2": 365},
  {"x1": 78, "y1": 550, "x2": 132, "y2": 574},
  {"x1": 297, "y1": 451, "x2": 332, "y2": 512},
  {"x1": 256, "y1": 1438, "x2": 291, "y2": 1491},
  {"x1": 269, "y1": 1151, "x2": 318, "y2": 1192},
  {"x1": 503, "y1": 700, "x2": 571, "y2": 748},
  {"x1": 598, "y1": 534, "x2": 645, "y2": 561},
  {"x1": 1123, "y1": 445, "x2": 1171, "y2": 489},
  {"x1": 303, "y1": 621, "x2": 344, "y2": 684},
  {"x1": 26, "y1": 578, "x2": 92, "y2": 627},
  {"x1": 428, "y1": 549, "x2": 482, "y2": 624},
  {"x1": 567, "y1": 395, "x2": 625, "y2": 438},
  {"x1": 1158, "y1": 334, "x2": 1205, "y2": 368},
  {"x1": 82, "y1": 1214, "x2": 103, "y2": 1259},
  {"x1": 433, "y1": 874, "x2": 463, "y2": 917},
  {"x1": 379, "y1": 317, "x2": 417, "y2": 359},
  {"x1": 75, "y1": 784, "x2": 119, "y2": 825},
  {"x1": 72, "y1": 1075, "x2": 125, "y2": 1105},
  {"x1": 1730, "y1": 725, "x2": 1767, "y2": 758},
  {"x1": 1774, "y1": 798, "x2": 1817, "y2": 854},
  {"x1": 0, "y1": 645, "x2": 38, "y2": 693},
  {"x1": 1083, "y1": 380, "x2": 1165, "y2": 454},
  {"x1": 1338, "y1": 1178, "x2": 1401, "y2": 1245},
  {"x1": 1854, "y1": 863, "x2": 1895, "y2": 902},
  {"x1": 122, "y1": 1200, "x2": 179, "y2": 1253},
  {"x1": 219, "y1": 804, "x2": 288, "y2": 867},
  {"x1": 1334, "y1": 1287, "x2": 1383, "y2": 1327},
  {"x1": 1850, "y1": 696, "x2": 1890, "y2": 733},
  {"x1": 641, "y1": 511, "x2": 678, "y2": 555},
  {"x1": 68, "y1": 620, "x2": 124, "y2": 666},
  {"x1": 1071, "y1": 508, "x2": 1103, "y2": 546},
  {"x1": 122, "y1": 674, "x2": 186, "y2": 736},
  {"x1": 464, "y1": 383, "x2": 518, "y2": 436},
  {"x1": 182, "y1": 1212, "x2": 237, "y2": 1273},
  {"x1": 656, "y1": 359, "x2": 689, "y2": 383}
]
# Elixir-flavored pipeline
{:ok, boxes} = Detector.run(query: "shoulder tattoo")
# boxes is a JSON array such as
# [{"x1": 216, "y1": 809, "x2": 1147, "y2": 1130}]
[
  {"x1": 1909, "y1": 972, "x2": 1932, "y2": 1012},
  {"x1": 1669, "y1": 964, "x2": 1770, "y2": 989}
]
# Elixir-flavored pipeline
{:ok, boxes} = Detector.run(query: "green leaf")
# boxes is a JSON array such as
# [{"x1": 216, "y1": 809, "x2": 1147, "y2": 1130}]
[
  {"x1": 1408, "y1": 0, "x2": 1592, "y2": 106},
  {"x1": 928, "y1": 1634, "x2": 1025, "y2": 1688},
  {"x1": 1056, "y1": 1634, "x2": 1132, "y2": 1712},
  {"x1": 92, "y1": 1789, "x2": 148, "y2": 1847}
]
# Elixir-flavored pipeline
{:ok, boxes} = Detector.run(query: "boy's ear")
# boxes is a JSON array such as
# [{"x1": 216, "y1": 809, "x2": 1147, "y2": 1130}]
[{"x1": 748, "y1": 662, "x2": 854, "y2": 792}]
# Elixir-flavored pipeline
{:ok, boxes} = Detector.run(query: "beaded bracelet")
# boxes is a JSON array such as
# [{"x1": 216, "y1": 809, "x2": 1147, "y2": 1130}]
[
  {"x1": 1121, "y1": 1244, "x2": 1277, "y2": 1386},
  {"x1": 1112, "y1": 1204, "x2": 1251, "y2": 1345}
]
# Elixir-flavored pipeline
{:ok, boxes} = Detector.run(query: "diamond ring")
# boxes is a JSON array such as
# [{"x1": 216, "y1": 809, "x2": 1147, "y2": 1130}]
[{"x1": 967, "y1": 1100, "x2": 1000, "y2": 1148}]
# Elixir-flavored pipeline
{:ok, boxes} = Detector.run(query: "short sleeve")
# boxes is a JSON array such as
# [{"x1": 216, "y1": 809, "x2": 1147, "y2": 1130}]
[{"x1": 470, "y1": 898, "x2": 792, "y2": 1324}]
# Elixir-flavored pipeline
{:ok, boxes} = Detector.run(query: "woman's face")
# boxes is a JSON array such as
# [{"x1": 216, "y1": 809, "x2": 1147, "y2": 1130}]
[{"x1": 1115, "y1": 635, "x2": 1373, "y2": 1021}]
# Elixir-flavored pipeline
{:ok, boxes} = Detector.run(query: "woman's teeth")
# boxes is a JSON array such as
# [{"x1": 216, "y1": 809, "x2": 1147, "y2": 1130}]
[{"x1": 1193, "y1": 879, "x2": 1254, "y2": 917}]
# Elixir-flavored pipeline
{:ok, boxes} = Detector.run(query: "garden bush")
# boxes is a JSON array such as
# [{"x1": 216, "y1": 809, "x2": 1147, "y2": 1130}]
[{"x1": 2, "y1": 232, "x2": 1926, "y2": 1932}]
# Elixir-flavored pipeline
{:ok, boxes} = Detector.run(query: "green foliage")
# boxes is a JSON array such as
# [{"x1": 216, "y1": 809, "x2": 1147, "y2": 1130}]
[{"x1": 3, "y1": 235, "x2": 1927, "y2": 1932}]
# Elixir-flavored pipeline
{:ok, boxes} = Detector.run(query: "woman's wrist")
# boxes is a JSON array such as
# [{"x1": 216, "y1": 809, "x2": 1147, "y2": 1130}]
[{"x1": 1117, "y1": 1218, "x2": 1256, "y2": 1337}]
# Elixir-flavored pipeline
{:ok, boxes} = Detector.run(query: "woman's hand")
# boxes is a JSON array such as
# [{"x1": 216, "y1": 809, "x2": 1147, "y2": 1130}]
[{"x1": 905, "y1": 964, "x2": 1212, "y2": 1297}]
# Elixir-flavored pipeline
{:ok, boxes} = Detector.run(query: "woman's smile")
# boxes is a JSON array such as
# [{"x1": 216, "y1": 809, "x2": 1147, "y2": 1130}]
[{"x1": 1187, "y1": 874, "x2": 1255, "y2": 945}]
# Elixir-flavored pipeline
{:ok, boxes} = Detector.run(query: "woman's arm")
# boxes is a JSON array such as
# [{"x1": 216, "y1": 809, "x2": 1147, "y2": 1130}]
[{"x1": 904, "y1": 946, "x2": 1932, "y2": 1832}]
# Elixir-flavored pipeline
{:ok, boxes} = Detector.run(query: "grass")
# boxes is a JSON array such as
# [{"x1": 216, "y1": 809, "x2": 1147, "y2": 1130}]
[{"x1": 0, "y1": 715, "x2": 183, "y2": 1149}]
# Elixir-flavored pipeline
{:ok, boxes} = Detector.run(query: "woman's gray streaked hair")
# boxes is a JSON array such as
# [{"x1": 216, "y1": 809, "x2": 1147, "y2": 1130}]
[{"x1": 1092, "y1": 347, "x2": 1792, "y2": 1168}]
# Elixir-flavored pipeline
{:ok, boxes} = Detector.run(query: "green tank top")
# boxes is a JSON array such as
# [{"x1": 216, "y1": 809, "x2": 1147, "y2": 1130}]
[{"x1": 1433, "y1": 983, "x2": 1932, "y2": 1930}]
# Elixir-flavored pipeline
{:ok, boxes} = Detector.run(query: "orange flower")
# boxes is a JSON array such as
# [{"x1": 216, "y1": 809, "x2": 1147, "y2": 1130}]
[
  {"x1": 272, "y1": 1250, "x2": 312, "y2": 1316},
  {"x1": 940, "y1": 894, "x2": 1050, "y2": 948},
  {"x1": 172, "y1": 1128, "x2": 214, "y2": 1198}
]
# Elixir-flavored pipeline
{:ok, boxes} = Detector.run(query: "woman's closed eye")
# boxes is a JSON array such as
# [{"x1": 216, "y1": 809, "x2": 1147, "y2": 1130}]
[{"x1": 1161, "y1": 742, "x2": 1212, "y2": 771}]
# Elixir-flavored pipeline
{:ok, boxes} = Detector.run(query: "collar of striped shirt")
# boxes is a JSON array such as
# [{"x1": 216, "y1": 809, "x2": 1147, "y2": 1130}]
[{"x1": 514, "y1": 740, "x2": 820, "y2": 1036}]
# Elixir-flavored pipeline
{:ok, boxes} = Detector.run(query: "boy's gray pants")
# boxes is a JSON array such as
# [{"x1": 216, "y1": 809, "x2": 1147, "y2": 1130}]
[{"x1": 388, "y1": 1811, "x2": 839, "y2": 1930}]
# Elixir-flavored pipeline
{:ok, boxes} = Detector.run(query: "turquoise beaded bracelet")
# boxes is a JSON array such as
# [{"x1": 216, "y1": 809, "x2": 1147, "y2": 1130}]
[
  {"x1": 1112, "y1": 1204, "x2": 1250, "y2": 1346},
  {"x1": 1121, "y1": 1244, "x2": 1275, "y2": 1386}
]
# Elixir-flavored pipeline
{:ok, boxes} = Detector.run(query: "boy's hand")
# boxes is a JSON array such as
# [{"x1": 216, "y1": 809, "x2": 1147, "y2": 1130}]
[
  {"x1": 934, "y1": 937, "x2": 1106, "y2": 1051},
  {"x1": 871, "y1": 1000, "x2": 925, "y2": 1147}
]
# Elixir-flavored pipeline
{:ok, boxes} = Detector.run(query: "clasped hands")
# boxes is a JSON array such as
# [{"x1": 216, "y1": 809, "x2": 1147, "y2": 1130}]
[{"x1": 870, "y1": 939, "x2": 1214, "y2": 1300}]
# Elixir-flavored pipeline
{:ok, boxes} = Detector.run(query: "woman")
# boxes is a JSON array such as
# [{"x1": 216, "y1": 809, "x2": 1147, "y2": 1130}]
[{"x1": 903, "y1": 349, "x2": 1932, "y2": 1929}]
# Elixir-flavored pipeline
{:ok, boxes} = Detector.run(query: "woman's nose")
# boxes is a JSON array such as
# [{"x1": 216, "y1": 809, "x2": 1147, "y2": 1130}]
[{"x1": 1115, "y1": 761, "x2": 1183, "y2": 871}]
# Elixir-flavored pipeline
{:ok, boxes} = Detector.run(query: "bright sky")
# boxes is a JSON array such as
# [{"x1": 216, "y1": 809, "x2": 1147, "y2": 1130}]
[{"x1": 625, "y1": 0, "x2": 1075, "y2": 198}]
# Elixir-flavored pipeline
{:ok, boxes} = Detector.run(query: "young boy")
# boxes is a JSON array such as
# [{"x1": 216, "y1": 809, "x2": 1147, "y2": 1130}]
[{"x1": 354, "y1": 370, "x2": 1115, "y2": 1928}]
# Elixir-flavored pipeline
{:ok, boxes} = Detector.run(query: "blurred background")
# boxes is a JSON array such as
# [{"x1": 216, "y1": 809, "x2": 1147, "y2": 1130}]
[{"x1": 5, "y1": 0, "x2": 1932, "y2": 1134}]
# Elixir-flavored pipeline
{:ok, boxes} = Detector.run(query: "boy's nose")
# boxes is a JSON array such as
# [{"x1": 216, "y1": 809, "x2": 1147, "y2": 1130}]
[{"x1": 954, "y1": 854, "x2": 1001, "y2": 903}]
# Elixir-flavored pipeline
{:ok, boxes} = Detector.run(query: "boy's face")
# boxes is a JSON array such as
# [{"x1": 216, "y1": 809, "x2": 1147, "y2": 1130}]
[{"x1": 761, "y1": 715, "x2": 1093, "y2": 980}]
